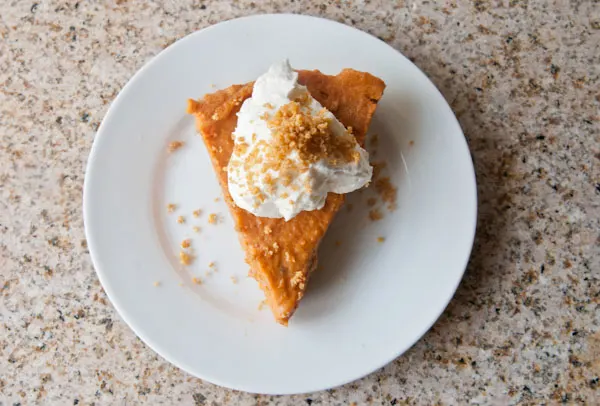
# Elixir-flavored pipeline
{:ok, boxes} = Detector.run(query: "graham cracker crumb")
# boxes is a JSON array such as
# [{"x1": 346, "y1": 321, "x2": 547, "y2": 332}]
[
  {"x1": 214, "y1": 197, "x2": 220, "y2": 202},
  {"x1": 370, "y1": 133, "x2": 379, "y2": 147},
  {"x1": 230, "y1": 276, "x2": 238, "y2": 284},
  {"x1": 367, "y1": 197, "x2": 377, "y2": 207},
  {"x1": 192, "y1": 226, "x2": 200, "y2": 233},
  {"x1": 374, "y1": 177, "x2": 398, "y2": 211},
  {"x1": 258, "y1": 300, "x2": 267, "y2": 311},
  {"x1": 372, "y1": 161, "x2": 387, "y2": 179},
  {"x1": 192, "y1": 209, "x2": 201, "y2": 218},
  {"x1": 208, "y1": 213, "x2": 218, "y2": 224},
  {"x1": 409, "y1": 140, "x2": 415, "y2": 146},
  {"x1": 240, "y1": 99, "x2": 361, "y2": 203},
  {"x1": 369, "y1": 209, "x2": 383, "y2": 221},
  {"x1": 290, "y1": 271, "x2": 305, "y2": 290},
  {"x1": 153, "y1": 281, "x2": 160, "y2": 287},
  {"x1": 192, "y1": 276, "x2": 202, "y2": 285},
  {"x1": 168, "y1": 141, "x2": 184, "y2": 152},
  {"x1": 287, "y1": 251, "x2": 297, "y2": 263},
  {"x1": 179, "y1": 251, "x2": 193, "y2": 266},
  {"x1": 167, "y1": 203, "x2": 176, "y2": 213},
  {"x1": 177, "y1": 215, "x2": 185, "y2": 224},
  {"x1": 371, "y1": 160, "x2": 398, "y2": 211},
  {"x1": 377, "y1": 236, "x2": 385, "y2": 243},
  {"x1": 180, "y1": 239, "x2": 191, "y2": 249}
]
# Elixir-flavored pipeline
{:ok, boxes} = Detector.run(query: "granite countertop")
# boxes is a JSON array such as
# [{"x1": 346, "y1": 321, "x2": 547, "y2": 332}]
[{"x1": 1, "y1": 0, "x2": 599, "y2": 404}]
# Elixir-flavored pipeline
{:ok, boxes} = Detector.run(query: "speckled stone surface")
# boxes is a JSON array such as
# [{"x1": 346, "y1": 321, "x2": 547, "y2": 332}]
[{"x1": 1, "y1": 0, "x2": 599, "y2": 404}]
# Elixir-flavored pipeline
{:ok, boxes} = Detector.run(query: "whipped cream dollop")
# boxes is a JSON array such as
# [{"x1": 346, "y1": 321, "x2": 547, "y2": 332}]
[{"x1": 227, "y1": 60, "x2": 372, "y2": 221}]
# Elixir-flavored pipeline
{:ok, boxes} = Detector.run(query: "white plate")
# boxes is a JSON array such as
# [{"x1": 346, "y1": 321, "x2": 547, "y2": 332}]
[{"x1": 83, "y1": 14, "x2": 476, "y2": 395}]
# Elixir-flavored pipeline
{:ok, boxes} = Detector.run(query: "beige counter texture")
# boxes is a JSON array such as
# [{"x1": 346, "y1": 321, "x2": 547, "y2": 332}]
[{"x1": 1, "y1": 0, "x2": 599, "y2": 405}]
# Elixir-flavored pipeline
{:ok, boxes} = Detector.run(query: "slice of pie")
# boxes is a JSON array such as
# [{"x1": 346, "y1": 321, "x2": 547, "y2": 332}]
[{"x1": 187, "y1": 69, "x2": 385, "y2": 325}]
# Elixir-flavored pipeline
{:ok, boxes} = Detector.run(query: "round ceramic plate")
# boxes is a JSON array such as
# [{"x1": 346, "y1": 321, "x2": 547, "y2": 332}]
[{"x1": 84, "y1": 14, "x2": 476, "y2": 395}]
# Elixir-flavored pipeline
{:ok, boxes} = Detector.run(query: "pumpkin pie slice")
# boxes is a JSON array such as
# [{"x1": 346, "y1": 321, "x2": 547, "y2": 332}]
[{"x1": 187, "y1": 69, "x2": 385, "y2": 325}]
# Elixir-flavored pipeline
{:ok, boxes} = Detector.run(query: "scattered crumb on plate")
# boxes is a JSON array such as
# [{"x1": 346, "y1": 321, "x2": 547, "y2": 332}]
[
  {"x1": 369, "y1": 209, "x2": 383, "y2": 221},
  {"x1": 377, "y1": 236, "x2": 385, "y2": 243},
  {"x1": 192, "y1": 209, "x2": 201, "y2": 218},
  {"x1": 230, "y1": 276, "x2": 238, "y2": 284},
  {"x1": 372, "y1": 161, "x2": 387, "y2": 178},
  {"x1": 168, "y1": 141, "x2": 184, "y2": 152},
  {"x1": 167, "y1": 203, "x2": 176, "y2": 213},
  {"x1": 192, "y1": 276, "x2": 202, "y2": 285},
  {"x1": 374, "y1": 177, "x2": 398, "y2": 211},
  {"x1": 177, "y1": 215, "x2": 185, "y2": 224},
  {"x1": 208, "y1": 213, "x2": 218, "y2": 224},
  {"x1": 179, "y1": 251, "x2": 193, "y2": 265},
  {"x1": 153, "y1": 281, "x2": 161, "y2": 287},
  {"x1": 192, "y1": 226, "x2": 200, "y2": 233},
  {"x1": 180, "y1": 239, "x2": 191, "y2": 249},
  {"x1": 370, "y1": 133, "x2": 379, "y2": 146}
]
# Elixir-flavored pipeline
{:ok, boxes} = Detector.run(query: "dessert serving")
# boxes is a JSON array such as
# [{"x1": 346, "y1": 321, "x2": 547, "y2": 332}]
[{"x1": 187, "y1": 60, "x2": 385, "y2": 324}]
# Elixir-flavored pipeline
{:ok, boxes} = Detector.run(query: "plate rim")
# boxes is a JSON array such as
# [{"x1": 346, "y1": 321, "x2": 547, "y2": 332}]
[{"x1": 83, "y1": 13, "x2": 478, "y2": 395}]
